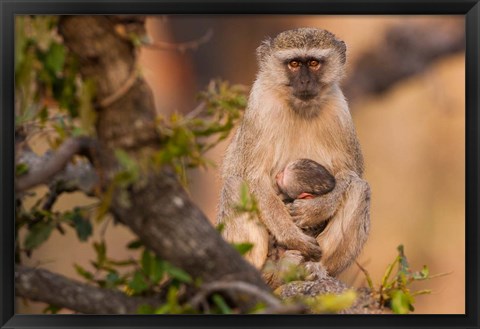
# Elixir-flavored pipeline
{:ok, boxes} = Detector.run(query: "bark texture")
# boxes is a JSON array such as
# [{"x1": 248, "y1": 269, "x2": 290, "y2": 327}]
[
  {"x1": 16, "y1": 265, "x2": 161, "y2": 314},
  {"x1": 57, "y1": 16, "x2": 270, "y2": 310}
]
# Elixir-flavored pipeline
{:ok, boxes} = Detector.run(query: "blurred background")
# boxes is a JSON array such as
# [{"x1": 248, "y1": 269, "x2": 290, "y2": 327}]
[{"x1": 19, "y1": 15, "x2": 465, "y2": 314}]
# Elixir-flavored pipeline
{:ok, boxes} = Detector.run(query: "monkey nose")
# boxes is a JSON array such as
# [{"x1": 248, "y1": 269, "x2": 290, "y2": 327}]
[{"x1": 275, "y1": 171, "x2": 284, "y2": 183}]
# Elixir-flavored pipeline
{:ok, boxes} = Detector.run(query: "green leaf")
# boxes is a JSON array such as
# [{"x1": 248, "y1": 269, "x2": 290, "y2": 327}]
[
  {"x1": 107, "y1": 259, "x2": 137, "y2": 267},
  {"x1": 38, "y1": 106, "x2": 49, "y2": 124},
  {"x1": 212, "y1": 294, "x2": 232, "y2": 314},
  {"x1": 232, "y1": 242, "x2": 254, "y2": 255},
  {"x1": 16, "y1": 163, "x2": 29, "y2": 176},
  {"x1": 114, "y1": 149, "x2": 140, "y2": 187},
  {"x1": 412, "y1": 265, "x2": 430, "y2": 280},
  {"x1": 43, "y1": 305, "x2": 62, "y2": 314},
  {"x1": 215, "y1": 223, "x2": 225, "y2": 233},
  {"x1": 382, "y1": 256, "x2": 400, "y2": 288},
  {"x1": 420, "y1": 265, "x2": 429, "y2": 278},
  {"x1": 164, "y1": 263, "x2": 192, "y2": 283},
  {"x1": 93, "y1": 241, "x2": 107, "y2": 268},
  {"x1": 397, "y1": 244, "x2": 410, "y2": 275},
  {"x1": 153, "y1": 303, "x2": 172, "y2": 314},
  {"x1": 128, "y1": 271, "x2": 149, "y2": 294},
  {"x1": 74, "y1": 263, "x2": 95, "y2": 281},
  {"x1": 53, "y1": 59, "x2": 80, "y2": 118},
  {"x1": 24, "y1": 221, "x2": 55, "y2": 250},
  {"x1": 165, "y1": 286, "x2": 182, "y2": 314},
  {"x1": 239, "y1": 182, "x2": 249, "y2": 208},
  {"x1": 390, "y1": 290, "x2": 414, "y2": 314},
  {"x1": 141, "y1": 250, "x2": 152, "y2": 276},
  {"x1": 137, "y1": 304, "x2": 156, "y2": 314},
  {"x1": 15, "y1": 17, "x2": 27, "y2": 72},
  {"x1": 411, "y1": 289, "x2": 431, "y2": 297},
  {"x1": 308, "y1": 290, "x2": 357, "y2": 313},
  {"x1": 104, "y1": 271, "x2": 123, "y2": 288},
  {"x1": 66, "y1": 209, "x2": 92, "y2": 242},
  {"x1": 78, "y1": 78, "x2": 97, "y2": 135},
  {"x1": 149, "y1": 257, "x2": 164, "y2": 284},
  {"x1": 44, "y1": 42, "x2": 65, "y2": 75}
]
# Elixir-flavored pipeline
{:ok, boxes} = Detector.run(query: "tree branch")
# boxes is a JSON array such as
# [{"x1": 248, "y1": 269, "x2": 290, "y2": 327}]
[
  {"x1": 15, "y1": 137, "x2": 98, "y2": 193},
  {"x1": 143, "y1": 28, "x2": 213, "y2": 53},
  {"x1": 189, "y1": 281, "x2": 282, "y2": 310},
  {"x1": 344, "y1": 18, "x2": 464, "y2": 100},
  {"x1": 15, "y1": 265, "x2": 162, "y2": 314},
  {"x1": 58, "y1": 16, "x2": 270, "y2": 312},
  {"x1": 277, "y1": 278, "x2": 382, "y2": 314}
]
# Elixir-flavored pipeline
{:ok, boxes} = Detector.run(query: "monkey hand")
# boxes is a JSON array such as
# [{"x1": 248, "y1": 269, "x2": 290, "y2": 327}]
[
  {"x1": 279, "y1": 228, "x2": 322, "y2": 261},
  {"x1": 303, "y1": 261, "x2": 328, "y2": 281},
  {"x1": 287, "y1": 198, "x2": 331, "y2": 229}
]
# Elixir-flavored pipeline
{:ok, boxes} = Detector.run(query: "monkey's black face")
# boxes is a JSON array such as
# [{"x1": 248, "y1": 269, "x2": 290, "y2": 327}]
[{"x1": 285, "y1": 57, "x2": 324, "y2": 101}]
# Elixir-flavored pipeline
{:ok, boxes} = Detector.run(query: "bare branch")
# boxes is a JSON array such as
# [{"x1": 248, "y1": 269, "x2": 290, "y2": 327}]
[
  {"x1": 15, "y1": 265, "x2": 161, "y2": 314},
  {"x1": 143, "y1": 29, "x2": 213, "y2": 53},
  {"x1": 344, "y1": 18, "x2": 464, "y2": 100},
  {"x1": 189, "y1": 281, "x2": 282, "y2": 310},
  {"x1": 15, "y1": 137, "x2": 98, "y2": 193},
  {"x1": 96, "y1": 68, "x2": 138, "y2": 109}
]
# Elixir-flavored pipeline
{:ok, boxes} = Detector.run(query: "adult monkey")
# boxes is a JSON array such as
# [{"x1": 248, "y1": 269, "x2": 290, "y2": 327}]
[{"x1": 216, "y1": 28, "x2": 370, "y2": 277}]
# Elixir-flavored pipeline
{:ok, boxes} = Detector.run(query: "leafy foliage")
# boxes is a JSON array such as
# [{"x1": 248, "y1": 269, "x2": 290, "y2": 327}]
[
  {"x1": 360, "y1": 245, "x2": 448, "y2": 314},
  {"x1": 15, "y1": 16, "x2": 89, "y2": 145},
  {"x1": 304, "y1": 290, "x2": 357, "y2": 314},
  {"x1": 154, "y1": 80, "x2": 246, "y2": 185},
  {"x1": 74, "y1": 240, "x2": 192, "y2": 295},
  {"x1": 234, "y1": 181, "x2": 260, "y2": 215},
  {"x1": 232, "y1": 242, "x2": 254, "y2": 256},
  {"x1": 24, "y1": 220, "x2": 56, "y2": 251},
  {"x1": 15, "y1": 17, "x2": 441, "y2": 316}
]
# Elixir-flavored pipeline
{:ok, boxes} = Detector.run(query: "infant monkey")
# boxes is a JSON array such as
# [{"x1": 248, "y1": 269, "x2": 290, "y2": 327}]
[
  {"x1": 264, "y1": 159, "x2": 336, "y2": 287},
  {"x1": 276, "y1": 158, "x2": 336, "y2": 202}
]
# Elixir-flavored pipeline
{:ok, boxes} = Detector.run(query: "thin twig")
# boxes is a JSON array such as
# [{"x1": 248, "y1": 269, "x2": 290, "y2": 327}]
[
  {"x1": 355, "y1": 260, "x2": 374, "y2": 291},
  {"x1": 143, "y1": 29, "x2": 213, "y2": 53},
  {"x1": 189, "y1": 281, "x2": 281, "y2": 310},
  {"x1": 16, "y1": 137, "x2": 95, "y2": 192},
  {"x1": 96, "y1": 68, "x2": 138, "y2": 108},
  {"x1": 184, "y1": 101, "x2": 207, "y2": 120}
]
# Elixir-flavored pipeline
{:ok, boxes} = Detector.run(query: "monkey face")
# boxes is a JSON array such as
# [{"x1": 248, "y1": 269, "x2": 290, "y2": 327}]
[
  {"x1": 285, "y1": 57, "x2": 324, "y2": 101},
  {"x1": 255, "y1": 28, "x2": 347, "y2": 117}
]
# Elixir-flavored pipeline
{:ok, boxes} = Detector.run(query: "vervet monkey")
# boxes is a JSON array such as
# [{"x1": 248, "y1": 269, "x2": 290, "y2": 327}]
[
  {"x1": 216, "y1": 28, "x2": 371, "y2": 276},
  {"x1": 276, "y1": 158, "x2": 335, "y2": 202}
]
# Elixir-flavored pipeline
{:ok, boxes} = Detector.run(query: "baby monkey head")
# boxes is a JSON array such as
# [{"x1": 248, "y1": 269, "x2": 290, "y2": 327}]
[{"x1": 256, "y1": 28, "x2": 346, "y2": 115}]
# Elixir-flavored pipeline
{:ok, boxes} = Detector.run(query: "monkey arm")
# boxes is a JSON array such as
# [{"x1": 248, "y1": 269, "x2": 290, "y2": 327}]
[
  {"x1": 251, "y1": 177, "x2": 322, "y2": 260},
  {"x1": 287, "y1": 171, "x2": 354, "y2": 229}
]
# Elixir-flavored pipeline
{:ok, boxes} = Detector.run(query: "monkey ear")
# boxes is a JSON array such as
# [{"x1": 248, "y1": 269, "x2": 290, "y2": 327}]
[
  {"x1": 337, "y1": 40, "x2": 347, "y2": 65},
  {"x1": 256, "y1": 37, "x2": 272, "y2": 62}
]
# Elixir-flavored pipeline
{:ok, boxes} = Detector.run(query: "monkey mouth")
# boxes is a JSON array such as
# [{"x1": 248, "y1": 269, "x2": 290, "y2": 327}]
[{"x1": 293, "y1": 91, "x2": 318, "y2": 101}]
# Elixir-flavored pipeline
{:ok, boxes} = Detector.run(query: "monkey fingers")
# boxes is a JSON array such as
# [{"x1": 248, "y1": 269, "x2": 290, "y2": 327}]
[
  {"x1": 281, "y1": 229, "x2": 322, "y2": 261},
  {"x1": 303, "y1": 261, "x2": 328, "y2": 281},
  {"x1": 287, "y1": 198, "x2": 328, "y2": 229}
]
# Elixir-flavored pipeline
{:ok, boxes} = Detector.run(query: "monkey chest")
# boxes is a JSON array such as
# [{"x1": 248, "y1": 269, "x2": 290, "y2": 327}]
[{"x1": 269, "y1": 129, "x2": 336, "y2": 174}]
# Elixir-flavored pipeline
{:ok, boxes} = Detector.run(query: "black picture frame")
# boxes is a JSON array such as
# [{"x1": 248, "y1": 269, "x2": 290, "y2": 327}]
[{"x1": 1, "y1": 1, "x2": 478, "y2": 328}]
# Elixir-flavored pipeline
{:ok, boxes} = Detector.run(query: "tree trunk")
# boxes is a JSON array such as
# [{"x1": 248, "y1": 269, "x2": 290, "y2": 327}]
[{"x1": 58, "y1": 15, "x2": 270, "y2": 310}]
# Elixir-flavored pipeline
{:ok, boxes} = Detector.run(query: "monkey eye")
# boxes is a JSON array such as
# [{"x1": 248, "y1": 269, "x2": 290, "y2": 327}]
[
  {"x1": 288, "y1": 60, "x2": 301, "y2": 70},
  {"x1": 308, "y1": 60, "x2": 321, "y2": 69}
]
